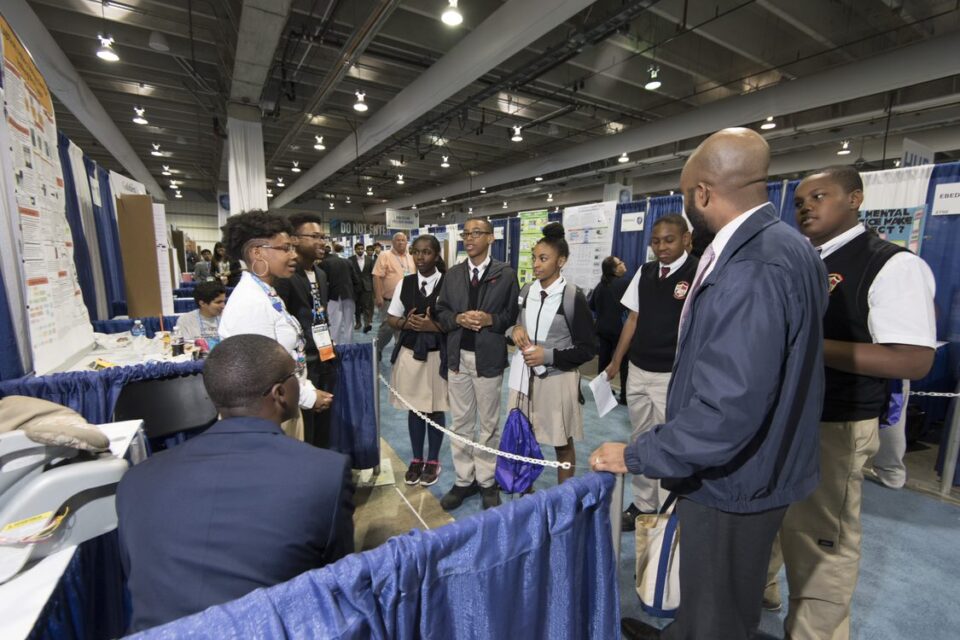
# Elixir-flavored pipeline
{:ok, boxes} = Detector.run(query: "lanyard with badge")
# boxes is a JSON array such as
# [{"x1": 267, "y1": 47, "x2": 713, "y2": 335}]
[
  {"x1": 307, "y1": 272, "x2": 337, "y2": 362},
  {"x1": 250, "y1": 274, "x2": 308, "y2": 373}
]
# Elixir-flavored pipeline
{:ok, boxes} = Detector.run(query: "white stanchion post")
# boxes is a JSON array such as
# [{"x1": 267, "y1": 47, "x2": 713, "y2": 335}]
[
  {"x1": 939, "y1": 379, "x2": 960, "y2": 496},
  {"x1": 610, "y1": 473, "x2": 624, "y2": 576}
]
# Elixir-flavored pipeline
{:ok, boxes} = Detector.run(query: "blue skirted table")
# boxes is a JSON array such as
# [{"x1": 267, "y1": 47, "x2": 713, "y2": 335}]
[{"x1": 92, "y1": 317, "x2": 180, "y2": 339}]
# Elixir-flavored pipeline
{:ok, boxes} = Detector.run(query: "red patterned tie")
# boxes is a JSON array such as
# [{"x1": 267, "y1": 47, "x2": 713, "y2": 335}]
[
  {"x1": 660, "y1": 266, "x2": 670, "y2": 280},
  {"x1": 471, "y1": 268, "x2": 479, "y2": 287},
  {"x1": 678, "y1": 246, "x2": 716, "y2": 334}
]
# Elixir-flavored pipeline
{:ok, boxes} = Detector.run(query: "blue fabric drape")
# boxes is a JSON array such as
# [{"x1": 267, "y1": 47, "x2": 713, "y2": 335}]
[
  {"x1": 0, "y1": 263, "x2": 25, "y2": 381},
  {"x1": 28, "y1": 530, "x2": 129, "y2": 640},
  {"x1": 178, "y1": 281, "x2": 198, "y2": 290},
  {"x1": 174, "y1": 299, "x2": 197, "y2": 313},
  {"x1": 57, "y1": 131, "x2": 100, "y2": 321},
  {"x1": 92, "y1": 316, "x2": 180, "y2": 339},
  {"x1": 328, "y1": 343, "x2": 378, "y2": 469},
  {"x1": 508, "y1": 217, "x2": 521, "y2": 270},
  {"x1": 612, "y1": 200, "x2": 648, "y2": 279},
  {"x1": 90, "y1": 163, "x2": 127, "y2": 317},
  {"x1": 133, "y1": 472, "x2": 620, "y2": 640},
  {"x1": 766, "y1": 181, "x2": 785, "y2": 221},
  {"x1": 490, "y1": 219, "x2": 508, "y2": 262},
  {"x1": 0, "y1": 360, "x2": 204, "y2": 424},
  {"x1": 779, "y1": 180, "x2": 801, "y2": 228}
]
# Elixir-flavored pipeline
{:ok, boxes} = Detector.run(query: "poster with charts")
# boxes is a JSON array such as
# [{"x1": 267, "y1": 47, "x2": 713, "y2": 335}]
[
  {"x1": 517, "y1": 209, "x2": 548, "y2": 285},
  {"x1": 859, "y1": 165, "x2": 934, "y2": 254},
  {"x1": 0, "y1": 15, "x2": 93, "y2": 374},
  {"x1": 562, "y1": 201, "x2": 617, "y2": 295}
]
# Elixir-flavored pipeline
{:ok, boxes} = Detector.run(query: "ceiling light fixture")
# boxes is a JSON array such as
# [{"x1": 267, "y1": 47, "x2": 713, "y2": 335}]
[
  {"x1": 441, "y1": 155, "x2": 450, "y2": 168},
  {"x1": 367, "y1": 186, "x2": 373, "y2": 196},
  {"x1": 411, "y1": 204, "x2": 417, "y2": 209},
  {"x1": 174, "y1": 190, "x2": 182, "y2": 199},
  {"x1": 345, "y1": 196, "x2": 351, "y2": 203},
  {"x1": 441, "y1": 198, "x2": 447, "y2": 203},
  {"x1": 618, "y1": 152, "x2": 629, "y2": 163},
  {"x1": 837, "y1": 140, "x2": 852, "y2": 156},
  {"x1": 534, "y1": 176, "x2": 543, "y2": 182},
  {"x1": 314, "y1": 135, "x2": 326, "y2": 151},
  {"x1": 266, "y1": 189, "x2": 274, "y2": 198},
  {"x1": 760, "y1": 116, "x2": 777, "y2": 130},
  {"x1": 96, "y1": 35, "x2": 119, "y2": 62},
  {"x1": 480, "y1": 187, "x2": 487, "y2": 194},
  {"x1": 276, "y1": 177, "x2": 285, "y2": 187},
  {"x1": 161, "y1": 165, "x2": 171, "y2": 176},
  {"x1": 150, "y1": 143, "x2": 163, "y2": 156},
  {"x1": 291, "y1": 161, "x2": 301, "y2": 173},
  {"x1": 353, "y1": 91, "x2": 368, "y2": 112},
  {"x1": 468, "y1": 207, "x2": 474, "y2": 213},
  {"x1": 511, "y1": 125, "x2": 523, "y2": 143},
  {"x1": 132, "y1": 106, "x2": 148, "y2": 125},
  {"x1": 644, "y1": 65, "x2": 661, "y2": 91},
  {"x1": 502, "y1": 201, "x2": 508, "y2": 209},
  {"x1": 547, "y1": 193, "x2": 553, "y2": 202},
  {"x1": 441, "y1": 0, "x2": 463, "y2": 26},
  {"x1": 396, "y1": 174, "x2": 405, "y2": 185},
  {"x1": 329, "y1": 202, "x2": 335, "y2": 210},
  {"x1": 440, "y1": 211, "x2": 446, "y2": 218}
]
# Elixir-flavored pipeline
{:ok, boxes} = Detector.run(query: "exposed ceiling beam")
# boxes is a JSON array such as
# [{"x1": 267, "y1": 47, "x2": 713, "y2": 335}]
[
  {"x1": 230, "y1": 0, "x2": 294, "y2": 104},
  {"x1": 270, "y1": 0, "x2": 600, "y2": 209},
  {"x1": 369, "y1": 30, "x2": 960, "y2": 215},
  {"x1": 3, "y1": 0, "x2": 165, "y2": 199},
  {"x1": 756, "y1": 0, "x2": 856, "y2": 63}
]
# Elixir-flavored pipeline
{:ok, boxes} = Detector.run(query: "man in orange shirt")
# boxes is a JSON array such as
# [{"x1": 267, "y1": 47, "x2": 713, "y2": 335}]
[{"x1": 372, "y1": 232, "x2": 416, "y2": 360}]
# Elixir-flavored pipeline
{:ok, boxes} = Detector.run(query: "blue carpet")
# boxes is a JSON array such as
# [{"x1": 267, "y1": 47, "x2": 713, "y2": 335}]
[{"x1": 354, "y1": 321, "x2": 960, "y2": 639}]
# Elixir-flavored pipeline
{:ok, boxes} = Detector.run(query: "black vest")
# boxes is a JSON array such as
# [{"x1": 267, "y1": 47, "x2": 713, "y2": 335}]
[
  {"x1": 629, "y1": 256, "x2": 699, "y2": 373},
  {"x1": 398, "y1": 274, "x2": 444, "y2": 352},
  {"x1": 821, "y1": 231, "x2": 907, "y2": 421}
]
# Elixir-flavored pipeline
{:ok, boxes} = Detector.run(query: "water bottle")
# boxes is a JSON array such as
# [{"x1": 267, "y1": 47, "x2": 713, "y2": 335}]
[
  {"x1": 130, "y1": 320, "x2": 145, "y2": 338},
  {"x1": 171, "y1": 326, "x2": 185, "y2": 357}
]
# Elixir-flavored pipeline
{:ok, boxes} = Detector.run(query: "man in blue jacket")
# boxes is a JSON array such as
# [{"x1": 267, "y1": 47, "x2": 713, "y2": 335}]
[
  {"x1": 592, "y1": 128, "x2": 827, "y2": 640},
  {"x1": 117, "y1": 334, "x2": 354, "y2": 632}
]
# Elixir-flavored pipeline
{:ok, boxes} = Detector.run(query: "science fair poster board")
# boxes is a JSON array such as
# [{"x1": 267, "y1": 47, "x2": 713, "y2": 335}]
[
  {"x1": 517, "y1": 209, "x2": 549, "y2": 284},
  {"x1": 0, "y1": 15, "x2": 93, "y2": 375},
  {"x1": 563, "y1": 201, "x2": 617, "y2": 295},
  {"x1": 859, "y1": 165, "x2": 934, "y2": 254}
]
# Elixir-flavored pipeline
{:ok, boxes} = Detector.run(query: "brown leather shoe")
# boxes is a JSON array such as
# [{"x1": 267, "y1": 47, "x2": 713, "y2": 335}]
[{"x1": 621, "y1": 617, "x2": 661, "y2": 640}]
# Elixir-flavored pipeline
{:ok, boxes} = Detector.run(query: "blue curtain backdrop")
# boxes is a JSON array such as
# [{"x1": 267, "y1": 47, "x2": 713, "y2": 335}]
[
  {"x1": 611, "y1": 200, "x2": 648, "y2": 279},
  {"x1": 780, "y1": 180, "x2": 801, "y2": 227},
  {"x1": 490, "y1": 218, "x2": 508, "y2": 262},
  {"x1": 328, "y1": 343, "x2": 378, "y2": 469},
  {"x1": 508, "y1": 216, "x2": 521, "y2": 270},
  {"x1": 0, "y1": 360, "x2": 204, "y2": 424},
  {"x1": 0, "y1": 263, "x2": 25, "y2": 380},
  {"x1": 57, "y1": 131, "x2": 100, "y2": 321},
  {"x1": 88, "y1": 162, "x2": 127, "y2": 317},
  {"x1": 133, "y1": 472, "x2": 620, "y2": 640},
  {"x1": 92, "y1": 316, "x2": 180, "y2": 339}
]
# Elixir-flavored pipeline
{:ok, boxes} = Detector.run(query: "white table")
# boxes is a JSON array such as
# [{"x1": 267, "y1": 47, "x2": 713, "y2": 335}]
[{"x1": 0, "y1": 420, "x2": 144, "y2": 639}]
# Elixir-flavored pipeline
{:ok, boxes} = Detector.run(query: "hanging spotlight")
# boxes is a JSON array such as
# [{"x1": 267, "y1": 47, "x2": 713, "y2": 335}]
[
  {"x1": 132, "y1": 106, "x2": 148, "y2": 125},
  {"x1": 441, "y1": 155, "x2": 450, "y2": 168},
  {"x1": 353, "y1": 91, "x2": 368, "y2": 112},
  {"x1": 314, "y1": 135, "x2": 326, "y2": 151},
  {"x1": 502, "y1": 201, "x2": 508, "y2": 209},
  {"x1": 150, "y1": 143, "x2": 163, "y2": 157},
  {"x1": 412, "y1": 204, "x2": 417, "y2": 210},
  {"x1": 440, "y1": 211, "x2": 446, "y2": 218},
  {"x1": 511, "y1": 126, "x2": 523, "y2": 142},
  {"x1": 169, "y1": 179, "x2": 179, "y2": 188},
  {"x1": 276, "y1": 177, "x2": 285, "y2": 187},
  {"x1": 894, "y1": 159, "x2": 901, "y2": 167},
  {"x1": 441, "y1": 0, "x2": 463, "y2": 26},
  {"x1": 291, "y1": 161, "x2": 301, "y2": 173},
  {"x1": 174, "y1": 190, "x2": 183, "y2": 199},
  {"x1": 480, "y1": 187, "x2": 487, "y2": 194},
  {"x1": 618, "y1": 152, "x2": 629, "y2": 164},
  {"x1": 441, "y1": 198, "x2": 447, "y2": 203},
  {"x1": 329, "y1": 202, "x2": 335, "y2": 210},
  {"x1": 534, "y1": 176, "x2": 543, "y2": 182},
  {"x1": 760, "y1": 116, "x2": 777, "y2": 130},
  {"x1": 468, "y1": 206, "x2": 474, "y2": 213},
  {"x1": 644, "y1": 65, "x2": 661, "y2": 91},
  {"x1": 161, "y1": 165, "x2": 171, "y2": 176},
  {"x1": 345, "y1": 196, "x2": 351, "y2": 203},
  {"x1": 837, "y1": 140, "x2": 852, "y2": 156},
  {"x1": 96, "y1": 35, "x2": 119, "y2": 62},
  {"x1": 367, "y1": 186, "x2": 374, "y2": 196},
  {"x1": 396, "y1": 174, "x2": 405, "y2": 185},
  {"x1": 266, "y1": 189, "x2": 274, "y2": 198},
  {"x1": 547, "y1": 193, "x2": 554, "y2": 202}
]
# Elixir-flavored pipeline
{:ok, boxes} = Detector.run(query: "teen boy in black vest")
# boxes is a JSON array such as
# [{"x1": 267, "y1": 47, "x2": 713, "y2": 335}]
[
  {"x1": 765, "y1": 165, "x2": 936, "y2": 639},
  {"x1": 603, "y1": 214, "x2": 698, "y2": 531}
]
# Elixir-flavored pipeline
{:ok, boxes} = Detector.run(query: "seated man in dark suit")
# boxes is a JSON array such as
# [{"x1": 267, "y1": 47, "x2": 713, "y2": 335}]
[{"x1": 116, "y1": 334, "x2": 355, "y2": 632}]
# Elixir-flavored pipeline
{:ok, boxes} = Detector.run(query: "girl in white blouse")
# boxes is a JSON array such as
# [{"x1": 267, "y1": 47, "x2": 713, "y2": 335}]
[{"x1": 218, "y1": 211, "x2": 334, "y2": 440}]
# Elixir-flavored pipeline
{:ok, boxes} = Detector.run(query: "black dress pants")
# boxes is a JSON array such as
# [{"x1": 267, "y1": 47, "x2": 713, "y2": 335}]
[
  {"x1": 662, "y1": 498, "x2": 786, "y2": 640},
  {"x1": 302, "y1": 358, "x2": 337, "y2": 449}
]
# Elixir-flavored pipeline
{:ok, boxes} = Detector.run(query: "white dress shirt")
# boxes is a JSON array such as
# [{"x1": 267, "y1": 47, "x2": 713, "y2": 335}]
[
  {"x1": 219, "y1": 272, "x2": 318, "y2": 409},
  {"x1": 816, "y1": 223, "x2": 937, "y2": 348},
  {"x1": 620, "y1": 252, "x2": 689, "y2": 313},
  {"x1": 700, "y1": 203, "x2": 767, "y2": 280},
  {"x1": 465, "y1": 251, "x2": 492, "y2": 280},
  {"x1": 388, "y1": 270, "x2": 442, "y2": 317},
  {"x1": 523, "y1": 276, "x2": 565, "y2": 343}
]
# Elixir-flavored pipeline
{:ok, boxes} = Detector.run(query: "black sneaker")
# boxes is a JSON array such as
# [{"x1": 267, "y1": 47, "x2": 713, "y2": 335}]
[
  {"x1": 404, "y1": 460, "x2": 424, "y2": 485},
  {"x1": 440, "y1": 481, "x2": 479, "y2": 510},
  {"x1": 363, "y1": 325, "x2": 372, "y2": 334},
  {"x1": 480, "y1": 484, "x2": 501, "y2": 510},
  {"x1": 419, "y1": 461, "x2": 441, "y2": 486},
  {"x1": 621, "y1": 503, "x2": 642, "y2": 532}
]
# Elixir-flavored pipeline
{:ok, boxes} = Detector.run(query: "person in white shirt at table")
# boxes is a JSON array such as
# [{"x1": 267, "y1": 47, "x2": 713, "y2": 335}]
[
  {"x1": 176, "y1": 281, "x2": 226, "y2": 345},
  {"x1": 218, "y1": 210, "x2": 334, "y2": 441}
]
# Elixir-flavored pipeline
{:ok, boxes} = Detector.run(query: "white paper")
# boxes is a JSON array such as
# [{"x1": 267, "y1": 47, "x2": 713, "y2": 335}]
[
  {"x1": 932, "y1": 182, "x2": 960, "y2": 216},
  {"x1": 588, "y1": 371, "x2": 619, "y2": 418},
  {"x1": 508, "y1": 350, "x2": 530, "y2": 395}
]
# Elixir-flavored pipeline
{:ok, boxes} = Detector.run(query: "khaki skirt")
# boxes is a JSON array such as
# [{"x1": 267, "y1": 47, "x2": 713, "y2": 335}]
[
  {"x1": 507, "y1": 370, "x2": 582, "y2": 447},
  {"x1": 390, "y1": 346, "x2": 449, "y2": 413}
]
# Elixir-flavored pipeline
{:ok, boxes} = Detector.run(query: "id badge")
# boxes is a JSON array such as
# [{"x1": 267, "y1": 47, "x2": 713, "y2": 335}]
[{"x1": 312, "y1": 325, "x2": 336, "y2": 361}]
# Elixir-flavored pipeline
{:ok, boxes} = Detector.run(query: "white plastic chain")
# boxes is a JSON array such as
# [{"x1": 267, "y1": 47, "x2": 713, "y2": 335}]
[
  {"x1": 909, "y1": 391, "x2": 960, "y2": 398},
  {"x1": 379, "y1": 374, "x2": 571, "y2": 469}
]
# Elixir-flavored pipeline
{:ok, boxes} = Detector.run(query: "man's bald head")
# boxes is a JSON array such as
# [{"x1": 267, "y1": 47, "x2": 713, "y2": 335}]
[{"x1": 680, "y1": 128, "x2": 771, "y2": 234}]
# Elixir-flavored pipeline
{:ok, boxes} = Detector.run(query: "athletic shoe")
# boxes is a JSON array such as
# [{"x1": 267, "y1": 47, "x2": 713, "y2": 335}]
[
  {"x1": 480, "y1": 484, "x2": 501, "y2": 509},
  {"x1": 440, "y1": 481, "x2": 480, "y2": 510},
  {"x1": 404, "y1": 459, "x2": 424, "y2": 485},
  {"x1": 363, "y1": 325, "x2": 372, "y2": 333},
  {"x1": 419, "y1": 461, "x2": 441, "y2": 486},
  {"x1": 622, "y1": 503, "x2": 642, "y2": 532}
]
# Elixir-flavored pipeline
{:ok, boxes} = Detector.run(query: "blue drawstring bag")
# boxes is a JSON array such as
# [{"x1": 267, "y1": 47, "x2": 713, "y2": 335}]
[{"x1": 496, "y1": 407, "x2": 545, "y2": 494}]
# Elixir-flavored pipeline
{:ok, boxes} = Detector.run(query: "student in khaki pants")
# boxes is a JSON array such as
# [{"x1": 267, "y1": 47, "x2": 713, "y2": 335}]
[
  {"x1": 436, "y1": 218, "x2": 519, "y2": 511},
  {"x1": 765, "y1": 166, "x2": 936, "y2": 639}
]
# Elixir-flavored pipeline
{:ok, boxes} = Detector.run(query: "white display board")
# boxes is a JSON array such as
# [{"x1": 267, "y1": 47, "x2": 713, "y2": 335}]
[
  {"x1": 386, "y1": 208, "x2": 418, "y2": 229},
  {"x1": 562, "y1": 201, "x2": 617, "y2": 295},
  {"x1": 153, "y1": 204, "x2": 174, "y2": 316},
  {"x1": 0, "y1": 16, "x2": 93, "y2": 375}
]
